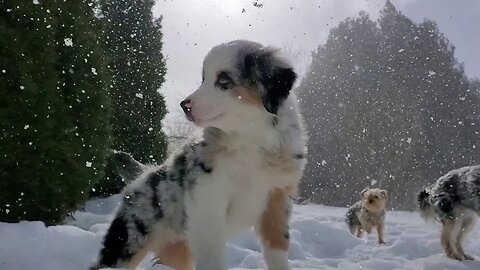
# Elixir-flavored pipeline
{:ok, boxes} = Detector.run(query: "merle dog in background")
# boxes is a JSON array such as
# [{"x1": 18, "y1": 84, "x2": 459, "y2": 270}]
[{"x1": 417, "y1": 165, "x2": 480, "y2": 260}]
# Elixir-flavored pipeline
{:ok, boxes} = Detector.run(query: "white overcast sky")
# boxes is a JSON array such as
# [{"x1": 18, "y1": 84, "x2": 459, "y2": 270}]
[{"x1": 153, "y1": 0, "x2": 480, "y2": 122}]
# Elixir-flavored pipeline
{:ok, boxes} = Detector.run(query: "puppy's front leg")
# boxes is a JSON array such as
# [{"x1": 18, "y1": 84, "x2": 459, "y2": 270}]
[
  {"x1": 255, "y1": 187, "x2": 293, "y2": 270},
  {"x1": 185, "y1": 182, "x2": 228, "y2": 270},
  {"x1": 376, "y1": 222, "x2": 386, "y2": 244}
]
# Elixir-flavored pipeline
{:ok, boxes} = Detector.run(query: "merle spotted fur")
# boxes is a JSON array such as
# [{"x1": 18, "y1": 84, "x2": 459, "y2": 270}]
[
  {"x1": 417, "y1": 164, "x2": 480, "y2": 260},
  {"x1": 90, "y1": 40, "x2": 306, "y2": 270},
  {"x1": 417, "y1": 165, "x2": 480, "y2": 221},
  {"x1": 92, "y1": 132, "x2": 217, "y2": 269},
  {"x1": 238, "y1": 43, "x2": 297, "y2": 114}
]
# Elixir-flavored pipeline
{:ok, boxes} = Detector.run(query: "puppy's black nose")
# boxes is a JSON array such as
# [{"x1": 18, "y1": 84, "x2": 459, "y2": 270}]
[
  {"x1": 369, "y1": 199, "x2": 373, "y2": 204},
  {"x1": 180, "y1": 99, "x2": 194, "y2": 121},
  {"x1": 180, "y1": 99, "x2": 192, "y2": 113}
]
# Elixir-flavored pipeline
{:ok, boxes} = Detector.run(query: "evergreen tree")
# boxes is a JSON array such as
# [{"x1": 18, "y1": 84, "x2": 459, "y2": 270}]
[
  {"x1": 298, "y1": 1, "x2": 480, "y2": 209},
  {"x1": 0, "y1": 0, "x2": 111, "y2": 224},
  {"x1": 470, "y1": 78, "x2": 480, "y2": 94},
  {"x1": 94, "y1": 0, "x2": 168, "y2": 196},
  {"x1": 299, "y1": 12, "x2": 384, "y2": 206}
]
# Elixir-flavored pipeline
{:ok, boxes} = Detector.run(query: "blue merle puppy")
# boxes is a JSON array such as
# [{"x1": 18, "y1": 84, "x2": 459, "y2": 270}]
[
  {"x1": 345, "y1": 188, "x2": 388, "y2": 244},
  {"x1": 90, "y1": 40, "x2": 307, "y2": 270},
  {"x1": 417, "y1": 164, "x2": 480, "y2": 260}
]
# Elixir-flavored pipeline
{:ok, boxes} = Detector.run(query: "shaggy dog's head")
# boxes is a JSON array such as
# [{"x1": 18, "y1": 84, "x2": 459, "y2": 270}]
[
  {"x1": 417, "y1": 187, "x2": 436, "y2": 221},
  {"x1": 360, "y1": 188, "x2": 388, "y2": 212},
  {"x1": 180, "y1": 40, "x2": 297, "y2": 132}
]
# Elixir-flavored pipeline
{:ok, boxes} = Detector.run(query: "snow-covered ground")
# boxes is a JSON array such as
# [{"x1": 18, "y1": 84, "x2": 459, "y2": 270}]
[{"x1": 1, "y1": 195, "x2": 480, "y2": 270}]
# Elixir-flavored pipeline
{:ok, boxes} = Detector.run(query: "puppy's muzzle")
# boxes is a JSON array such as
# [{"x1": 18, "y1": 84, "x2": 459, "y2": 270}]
[{"x1": 180, "y1": 99, "x2": 194, "y2": 122}]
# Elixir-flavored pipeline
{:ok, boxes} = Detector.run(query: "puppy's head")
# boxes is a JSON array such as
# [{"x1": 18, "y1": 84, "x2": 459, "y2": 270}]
[
  {"x1": 180, "y1": 40, "x2": 297, "y2": 132},
  {"x1": 417, "y1": 187, "x2": 436, "y2": 221},
  {"x1": 360, "y1": 188, "x2": 388, "y2": 212}
]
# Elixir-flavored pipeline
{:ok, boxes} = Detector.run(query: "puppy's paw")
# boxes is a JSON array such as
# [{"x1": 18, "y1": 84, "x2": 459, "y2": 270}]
[{"x1": 446, "y1": 252, "x2": 465, "y2": 261}]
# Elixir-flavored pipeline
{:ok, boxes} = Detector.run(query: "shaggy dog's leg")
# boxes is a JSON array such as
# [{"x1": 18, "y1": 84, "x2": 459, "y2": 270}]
[
  {"x1": 376, "y1": 222, "x2": 386, "y2": 244},
  {"x1": 153, "y1": 240, "x2": 194, "y2": 270},
  {"x1": 441, "y1": 218, "x2": 463, "y2": 260},
  {"x1": 256, "y1": 187, "x2": 293, "y2": 270},
  {"x1": 456, "y1": 215, "x2": 475, "y2": 260}
]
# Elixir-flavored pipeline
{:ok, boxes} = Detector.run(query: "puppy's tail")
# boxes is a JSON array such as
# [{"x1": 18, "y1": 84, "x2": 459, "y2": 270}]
[
  {"x1": 345, "y1": 205, "x2": 361, "y2": 235},
  {"x1": 111, "y1": 150, "x2": 146, "y2": 183},
  {"x1": 417, "y1": 187, "x2": 436, "y2": 221}
]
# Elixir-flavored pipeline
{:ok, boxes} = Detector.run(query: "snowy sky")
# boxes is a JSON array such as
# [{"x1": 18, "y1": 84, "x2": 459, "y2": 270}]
[{"x1": 153, "y1": 0, "x2": 480, "y2": 123}]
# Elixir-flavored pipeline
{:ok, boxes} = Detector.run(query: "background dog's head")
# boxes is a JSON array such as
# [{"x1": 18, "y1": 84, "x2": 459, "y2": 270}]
[
  {"x1": 360, "y1": 188, "x2": 388, "y2": 212},
  {"x1": 417, "y1": 187, "x2": 437, "y2": 221},
  {"x1": 180, "y1": 40, "x2": 297, "y2": 132}
]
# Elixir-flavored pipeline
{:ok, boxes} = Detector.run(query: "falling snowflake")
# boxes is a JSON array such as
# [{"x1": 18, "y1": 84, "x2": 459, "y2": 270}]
[
  {"x1": 428, "y1": 70, "x2": 436, "y2": 77},
  {"x1": 64, "y1": 38, "x2": 73, "y2": 47},
  {"x1": 24, "y1": 125, "x2": 30, "y2": 130},
  {"x1": 85, "y1": 161, "x2": 92, "y2": 168},
  {"x1": 135, "y1": 93, "x2": 144, "y2": 99},
  {"x1": 20, "y1": 86, "x2": 25, "y2": 90},
  {"x1": 398, "y1": 48, "x2": 405, "y2": 53},
  {"x1": 91, "y1": 68, "x2": 98, "y2": 75},
  {"x1": 33, "y1": 0, "x2": 39, "y2": 4},
  {"x1": 406, "y1": 137, "x2": 412, "y2": 144},
  {"x1": 371, "y1": 179, "x2": 378, "y2": 186},
  {"x1": 321, "y1": 160, "x2": 327, "y2": 166}
]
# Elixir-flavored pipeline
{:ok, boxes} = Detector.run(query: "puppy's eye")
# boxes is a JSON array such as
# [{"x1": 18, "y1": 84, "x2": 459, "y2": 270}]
[
  {"x1": 374, "y1": 195, "x2": 379, "y2": 199},
  {"x1": 217, "y1": 79, "x2": 231, "y2": 90},
  {"x1": 216, "y1": 72, "x2": 233, "y2": 90}
]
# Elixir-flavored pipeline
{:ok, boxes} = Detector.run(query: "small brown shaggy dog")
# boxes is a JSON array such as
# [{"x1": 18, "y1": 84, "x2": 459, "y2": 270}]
[{"x1": 345, "y1": 188, "x2": 388, "y2": 244}]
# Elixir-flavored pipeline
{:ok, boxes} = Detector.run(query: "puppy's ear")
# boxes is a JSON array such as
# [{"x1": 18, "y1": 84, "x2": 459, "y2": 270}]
[
  {"x1": 243, "y1": 49, "x2": 297, "y2": 114},
  {"x1": 360, "y1": 188, "x2": 369, "y2": 198},
  {"x1": 381, "y1": 190, "x2": 388, "y2": 200}
]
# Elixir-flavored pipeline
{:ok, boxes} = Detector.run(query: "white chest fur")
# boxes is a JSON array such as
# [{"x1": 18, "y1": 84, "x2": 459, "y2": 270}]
[
  {"x1": 185, "y1": 94, "x2": 306, "y2": 242},
  {"x1": 209, "y1": 142, "x2": 298, "y2": 237}
]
